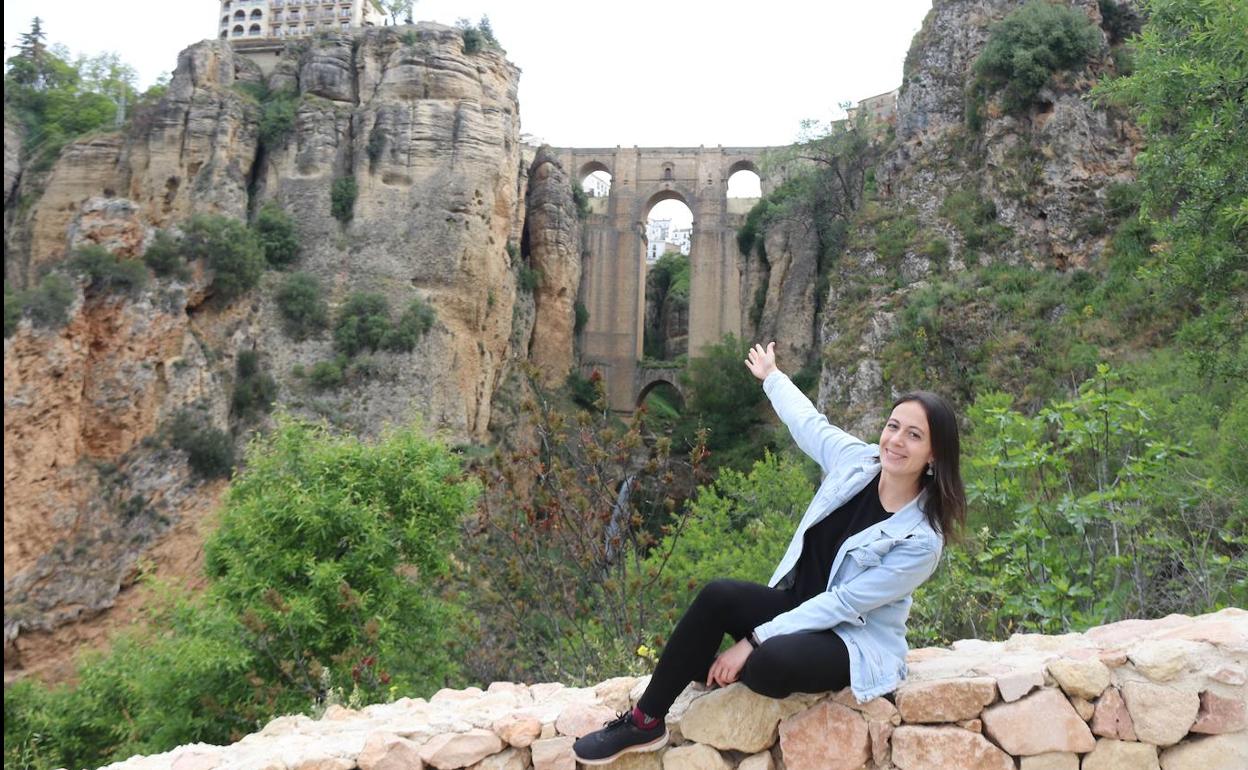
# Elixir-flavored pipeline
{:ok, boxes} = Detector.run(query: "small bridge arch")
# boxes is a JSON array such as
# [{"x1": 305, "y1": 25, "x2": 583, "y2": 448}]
[{"x1": 636, "y1": 367, "x2": 686, "y2": 410}]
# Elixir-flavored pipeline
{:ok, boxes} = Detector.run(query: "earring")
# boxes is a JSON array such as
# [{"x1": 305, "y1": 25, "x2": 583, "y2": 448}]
[{"x1": 926, "y1": 463, "x2": 934, "y2": 476}]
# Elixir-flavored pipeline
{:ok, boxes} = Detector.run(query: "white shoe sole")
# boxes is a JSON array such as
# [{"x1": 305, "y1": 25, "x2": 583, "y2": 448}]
[{"x1": 574, "y1": 730, "x2": 670, "y2": 765}]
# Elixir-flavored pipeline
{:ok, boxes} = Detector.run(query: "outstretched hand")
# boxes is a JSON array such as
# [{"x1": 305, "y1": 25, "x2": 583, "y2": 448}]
[{"x1": 745, "y1": 342, "x2": 779, "y2": 381}]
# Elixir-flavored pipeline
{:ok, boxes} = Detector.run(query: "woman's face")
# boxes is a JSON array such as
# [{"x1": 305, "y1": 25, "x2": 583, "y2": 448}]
[{"x1": 879, "y1": 400, "x2": 934, "y2": 478}]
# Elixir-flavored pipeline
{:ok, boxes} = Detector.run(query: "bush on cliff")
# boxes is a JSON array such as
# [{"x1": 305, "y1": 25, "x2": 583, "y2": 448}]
[
  {"x1": 5, "y1": 417, "x2": 480, "y2": 770},
  {"x1": 179, "y1": 214, "x2": 266, "y2": 304},
  {"x1": 67, "y1": 244, "x2": 148, "y2": 296},
  {"x1": 253, "y1": 203, "x2": 301, "y2": 268},
  {"x1": 973, "y1": 1, "x2": 1101, "y2": 113},
  {"x1": 275, "y1": 272, "x2": 329, "y2": 340},
  {"x1": 4, "y1": 274, "x2": 76, "y2": 336},
  {"x1": 142, "y1": 230, "x2": 191, "y2": 280}
]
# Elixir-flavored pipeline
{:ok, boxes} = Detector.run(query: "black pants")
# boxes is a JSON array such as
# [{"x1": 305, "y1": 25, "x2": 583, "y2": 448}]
[{"x1": 636, "y1": 578, "x2": 852, "y2": 718}]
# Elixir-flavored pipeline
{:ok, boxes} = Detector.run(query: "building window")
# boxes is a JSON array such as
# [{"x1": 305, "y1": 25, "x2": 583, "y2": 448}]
[
  {"x1": 221, "y1": 29, "x2": 229, "y2": 38},
  {"x1": 234, "y1": 9, "x2": 246, "y2": 19},
  {"x1": 250, "y1": 9, "x2": 263, "y2": 18},
  {"x1": 341, "y1": 21, "x2": 349, "y2": 29},
  {"x1": 249, "y1": 23, "x2": 262, "y2": 35},
  {"x1": 233, "y1": 24, "x2": 245, "y2": 36}
]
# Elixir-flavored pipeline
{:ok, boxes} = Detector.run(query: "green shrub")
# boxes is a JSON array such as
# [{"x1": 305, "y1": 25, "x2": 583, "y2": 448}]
[
  {"x1": 974, "y1": 1, "x2": 1101, "y2": 112},
  {"x1": 68, "y1": 245, "x2": 148, "y2": 295},
  {"x1": 456, "y1": 16, "x2": 498, "y2": 54},
  {"x1": 253, "y1": 203, "x2": 300, "y2": 267},
  {"x1": 309, "y1": 357, "x2": 347, "y2": 390},
  {"x1": 574, "y1": 301, "x2": 590, "y2": 335},
  {"x1": 231, "y1": 350, "x2": 278, "y2": 423},
  {"x1": 180, "y1": 214, "x2": 266, "y2": 303},
  {"x1": 571, "y1": 183, "x2": 590, "y2": 219},
  {"x1": 367, "y1": 124, "x2": 386, "y2": 169},
  {"x1": 383, "y1": 298, "x2": 436, "y2": 352},
  {"x1": 143, "y1": 230, "x2": 191, "y2": 280},
  {"x1": 275, "y1": 272, "x2": 329, "y2": 340},
  {"x1": 5, "y1": 283, "x2": 25, "y2": 337},
  {"x1": 749, "y1": 283, "x2": 767, "y2": 329},
  {"x1": 20, "y1": 274, "x2": 76, "y2": 330},
  {"x1": 874, "y1": 215, "x2": 918, "y2": 261},
  {"x1": 330, "y1": 176, "x2": 357, "y2": 224},
  {"x1": 168, "y1": 411, "x2": 235, "y2": 479},
  {"x1": 921, "y1": 237, "x2": 952, "y2": 261},
  {"x1": 1098, "y1": 0, "x2": 1142, "y2": 45},
  {"x1": 940, "y1": 190, "x2": 1012, "y2": 251},
  {"x1": 333, "y1": 292, "x2": 390, "y2": 356},
  {"x1": 259, "y1": 89, "x2": 299, "y2": 150},
  {"x1": 518, "y1": 266, "x2": 541, "y2": 293}
]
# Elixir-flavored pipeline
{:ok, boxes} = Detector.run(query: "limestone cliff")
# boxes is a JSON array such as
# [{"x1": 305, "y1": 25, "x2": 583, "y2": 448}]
[
  {"x1": 3, "y1": 25, "x2": 570, "y2": 684},
  {"x1": 814, "y1": 0, "x2": 1142, "y2": 432},
  {"x1": 523, "y1": 147, "x2": 582, "y2": 385}
]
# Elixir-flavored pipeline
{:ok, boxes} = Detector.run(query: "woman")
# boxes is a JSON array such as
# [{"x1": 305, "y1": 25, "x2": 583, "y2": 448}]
[{"x1": 573, "y1": 342, "x2": 966, "y2": 763}]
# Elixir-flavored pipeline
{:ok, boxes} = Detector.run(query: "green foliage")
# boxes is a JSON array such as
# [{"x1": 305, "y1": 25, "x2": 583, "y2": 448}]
[
  {"x1": 258, "y1": 89, "x2": 299, "y2": 151},
  {"x1": 17, "y1": 273, "x2": 76, "y2": 330},
  {"x1": 939, "y1": 189, "x2": 1012, "y2": 252},
  {"x1": 649, "y1": 252, "x2": 691, "y2": 301},
  {"x1": 309, "y1": 357, "x2": 347, "y2": 390},
  {"x1": 275, "y1": 272, "x2": 329, "y2": 340},
  {"x1": 4, "y1": 283, "x2": 21, "y2": 337},
  {"x1": 232, "y1": 351, "x2": 278, "y2": 423},
  {"x1": 460, "y1": 367, "x2": 707, "y2": 683},
  {"x1": 1096, "y1": 0, "x2": 1248, "y2": 380},
  {"x1": 910, "y1": 366, "x2": 1247, "y2": 644},
  {"x1": 681, "y1": 334, "x2": 773, "y2": 470},
  {"x1": 206, "y1": 416, "x2": 479, "y2": 699},
  {"x1": 873, "y1": 214, "x2": 918, "y2": 261},
  {"x1": 574, "y1": 301, "x2": 590, "y2": 335},
  {"x1": 571, "y1": 182, "x2": 591, "y2": 219},
  {"x1": 142, "y1": 230, "x2": 190, "y2": 280},
  {"x1": 642, "y1": 453, "x2": 815, "y2": 633},
  {"x1": 167, "y1": 410, "x2": 236, "y2": 480},
  {"x1": 1098, "y1": 0, "x2": 1143, "y2": 44},
  {"x1": 518, "y1": 266, "x2": 541, "y2": 293},
  {"x1": 383, "y1": 298, "x2": 436, "y2": 352},
  {"x1": 456, "y1": 16, "x2": 499, "y2": 55},
  {"x1": 253, "y1": 203, "x2": 301, "y2": 267},
  {"x1": 973, "y1": 1, "x2": 1101, "y2": 113},
  {"x1": 333, "y1": 292, "x2": 391, "y2": 356},
  {"x1": 181, "y1": 214, "x2": 266, "y2": 303},
  {"x1": 330, "y1": 176, "x2": 357, "y2": 224},
  {"x1": 68, "y1": 244, "x2": 148, "y2": 295},
  {"x1": 4, "y1": 21, "x2": 140, "y2": 171},
  {"x1": 366, "y1": 124, "x2": 386, "y2": 169}
]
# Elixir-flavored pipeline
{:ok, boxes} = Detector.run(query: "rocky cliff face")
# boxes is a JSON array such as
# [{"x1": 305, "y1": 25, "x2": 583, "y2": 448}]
[
  {"x1": 3, "y1": 25, "x2": 577, "y2": 683},
  {"x1": 815, "y1": 0, "x2": 1142, "y2": 432},
  {"x1": 523, "y1": 147, "x2": 582, "y2": 385}
]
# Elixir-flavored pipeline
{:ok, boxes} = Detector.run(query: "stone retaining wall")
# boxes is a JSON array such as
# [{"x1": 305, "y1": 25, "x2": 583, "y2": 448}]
[{"x1": 103, "y1": 608, "x2": 1246, "y2": 770}]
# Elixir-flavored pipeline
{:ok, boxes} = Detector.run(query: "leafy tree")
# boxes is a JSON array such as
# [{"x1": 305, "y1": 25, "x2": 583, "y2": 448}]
[
  {"x1": 382, "y1": 297, "x2": 436, "y2": 352},
  {"x1": 142, "y1": 230, "x2": 191, "y2": 280},
  {"x1": 19, "y1": 273, "x2": 76, "y2": 330},
  {"x1": 232, "y1": 350, "x2": 278, "y2": 423},
  {"x1": 333, "y1": 292, "x2": 391, "y2": 356},
  {"x1": 68, "y1": 244, "x2": 148, "y2": 295},
  {"x1": 681, "y1": 334, "x2": 771, "y2": 466},
  {"x1": 253, "y1": 203, "x2": 301, "y2": 267},
  {"x1": 372, "y1": 0, "x2": 415, "y2": 26},
  {"x1": 180, "y1": 214, "x2": 266, "y2": 303},
  {"x1": 1096, "y1": 0, "x2": 1248, "y2": 380},
  {"x1": 330, "y1": 176, "x2": 357, "y2": 224},
  {"x1": 973, "y1": 1, "x2": 1102, "y2": 113},
  {"x1": 205, "y1": 416, "x2": 479, "y2": 700},
  {"x1": 168, "y1": 411, "x2": 236, "y2": 480},
  {"x1": 275, "y1": 272, "x2": 329, "y2": 339}
]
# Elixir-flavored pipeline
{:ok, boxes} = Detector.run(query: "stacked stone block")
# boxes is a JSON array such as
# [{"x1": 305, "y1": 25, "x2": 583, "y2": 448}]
[{"x1": 101, "y1": 608, "x2": 1246, "y2": 770}]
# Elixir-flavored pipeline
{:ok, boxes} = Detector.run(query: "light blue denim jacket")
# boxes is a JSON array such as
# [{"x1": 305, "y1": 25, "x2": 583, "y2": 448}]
[{"x1": 752, "y1": 371, "x2": 943, "y2": 703}]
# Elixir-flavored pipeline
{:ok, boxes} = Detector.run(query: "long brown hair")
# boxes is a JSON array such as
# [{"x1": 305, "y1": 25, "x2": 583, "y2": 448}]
[{"x1": 894, "y1": 391, "x2": 966, "y2": 543}]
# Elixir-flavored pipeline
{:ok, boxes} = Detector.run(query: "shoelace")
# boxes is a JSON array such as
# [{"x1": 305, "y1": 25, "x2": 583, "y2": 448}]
[{"x1": 602, "y1": 711, "x2": 633, "y2": 729}]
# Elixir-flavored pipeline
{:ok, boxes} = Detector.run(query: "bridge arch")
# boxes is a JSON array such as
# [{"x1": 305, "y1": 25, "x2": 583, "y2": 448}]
[
  {"x1": 555, "y1": 145, "x2": 775, "y2": 411},
  {"x1": 636, "y1": 372, "x2": 686, "y2": 410}
]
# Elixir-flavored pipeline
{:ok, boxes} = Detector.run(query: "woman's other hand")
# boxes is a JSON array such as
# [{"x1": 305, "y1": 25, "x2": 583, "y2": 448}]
[
  {"x1": 745, "y1": 342, "x2": 779, "y2": 381},
  {"x1": 706, "y1": 638, "x2": 754, "y2": 688}
]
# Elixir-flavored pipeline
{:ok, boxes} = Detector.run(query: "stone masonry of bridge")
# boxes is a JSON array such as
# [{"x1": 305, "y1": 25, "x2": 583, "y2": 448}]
[{"x1": 554, "y1": 146, "x2": 774, "y2": 411}]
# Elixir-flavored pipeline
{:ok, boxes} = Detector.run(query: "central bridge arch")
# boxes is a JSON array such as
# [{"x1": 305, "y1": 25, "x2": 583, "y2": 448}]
[{"x1": 556, "y1": 145, "x2": 776, "y2": 411}]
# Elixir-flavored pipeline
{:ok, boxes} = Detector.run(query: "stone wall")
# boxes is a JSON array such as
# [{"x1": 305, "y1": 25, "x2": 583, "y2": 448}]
[{"x1": 100, "y1": 608, "x2": 1246, "y2": 770}]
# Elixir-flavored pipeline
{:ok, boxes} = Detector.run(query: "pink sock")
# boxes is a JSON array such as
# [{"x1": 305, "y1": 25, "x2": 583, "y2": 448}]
[{"x1": 632, "y1": 705, "x2": 661, "y2": 729}]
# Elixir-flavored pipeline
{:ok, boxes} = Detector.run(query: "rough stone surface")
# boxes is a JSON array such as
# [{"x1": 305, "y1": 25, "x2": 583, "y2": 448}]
[
  {"x1": 736, "y1": 751, "x2": 774, "y2": 770},
  {"x1": 890, "y1": 725, "x2": 1014, "y2": 770},
  {"x1": 529, "y1": 737, "x2": 575, "y2": 770},
  {"x1": 661, "y1": 743, "x2": 730, "y2": 770},
  {"x1": 1158, "y1": 731, "x2": 1248, "y2": 770},
  {"x1": 1120, "y1": 681, "x2": 1200, "y2": 746},
  {"x1": 1190, "y1": 689, "x2": 1248, "y2": 734},
  {"x1": 553, "y1": 703, "x2": 616, "y2": 739},
  {"x1": 524, "y1": 148, "x2": 582, "y2": 386},
  {"x1": 419, "y1": 730, "x2": 504, "y2": 770},
  {"x1": 981, "y1": 688, "x2": 1096, "y2": 756},
  {"x1": 491, "y1": 714, "x2": 542, "y2": 748},
  {"x1": 679, "y1": 683, "x2": 811, "y2": 752},
  {"x1": 1047, "y1": 657, "x2": 1111, "y2": 700},
  {"x1": 1091, "y1": 687, "x2": 1138, "y2": 741},
  {"x1": 894, "y1": 677, "x2": 998, "y2": 723},
  {"x1": 777, "y1": 701, "x2": 869, "y2": 770},
  {"x1": 1018, "y1": 752, "x2": 1078, "y2": 770},
  {"x1": 467, "y1": 747, "x2": 528, "y2": 770},
  {"x1": 357, "y1": 732, "x2": 425, "y2": 770},
  {"x1": 1081, "y1": 738, "x2": 1160, "y2": 770}
]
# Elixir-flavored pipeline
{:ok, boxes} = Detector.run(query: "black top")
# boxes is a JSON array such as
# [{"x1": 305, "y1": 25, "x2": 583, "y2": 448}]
[{"x1": 792, "y1": 473, "x2": 893, "y2": 603}]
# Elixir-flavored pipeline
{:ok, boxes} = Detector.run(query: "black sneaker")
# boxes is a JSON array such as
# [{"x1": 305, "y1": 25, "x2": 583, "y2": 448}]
[{"x1": 572, "y1": 711, "x2": 668, "y2": 764}]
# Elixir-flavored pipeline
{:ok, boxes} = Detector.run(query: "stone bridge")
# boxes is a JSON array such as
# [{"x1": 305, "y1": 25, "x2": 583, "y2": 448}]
[{"x1": 555, "y1": 145, "x2": 779, "y2": 411}]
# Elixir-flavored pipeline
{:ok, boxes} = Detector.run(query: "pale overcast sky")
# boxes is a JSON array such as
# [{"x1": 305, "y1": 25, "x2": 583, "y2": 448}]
[{"x1": 3, "y1": 1, "x2": 932, "y2": 147}]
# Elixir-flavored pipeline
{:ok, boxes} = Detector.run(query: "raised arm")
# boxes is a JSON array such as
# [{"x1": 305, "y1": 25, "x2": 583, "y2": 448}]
[{"x1": 746, "y1": 342, "x2": 871, "y2": 475}]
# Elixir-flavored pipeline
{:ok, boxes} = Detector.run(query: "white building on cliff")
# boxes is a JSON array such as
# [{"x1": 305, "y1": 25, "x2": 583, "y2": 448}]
[{"x1": 219, "y1": 0, "x2": 385, "y2": 41}]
